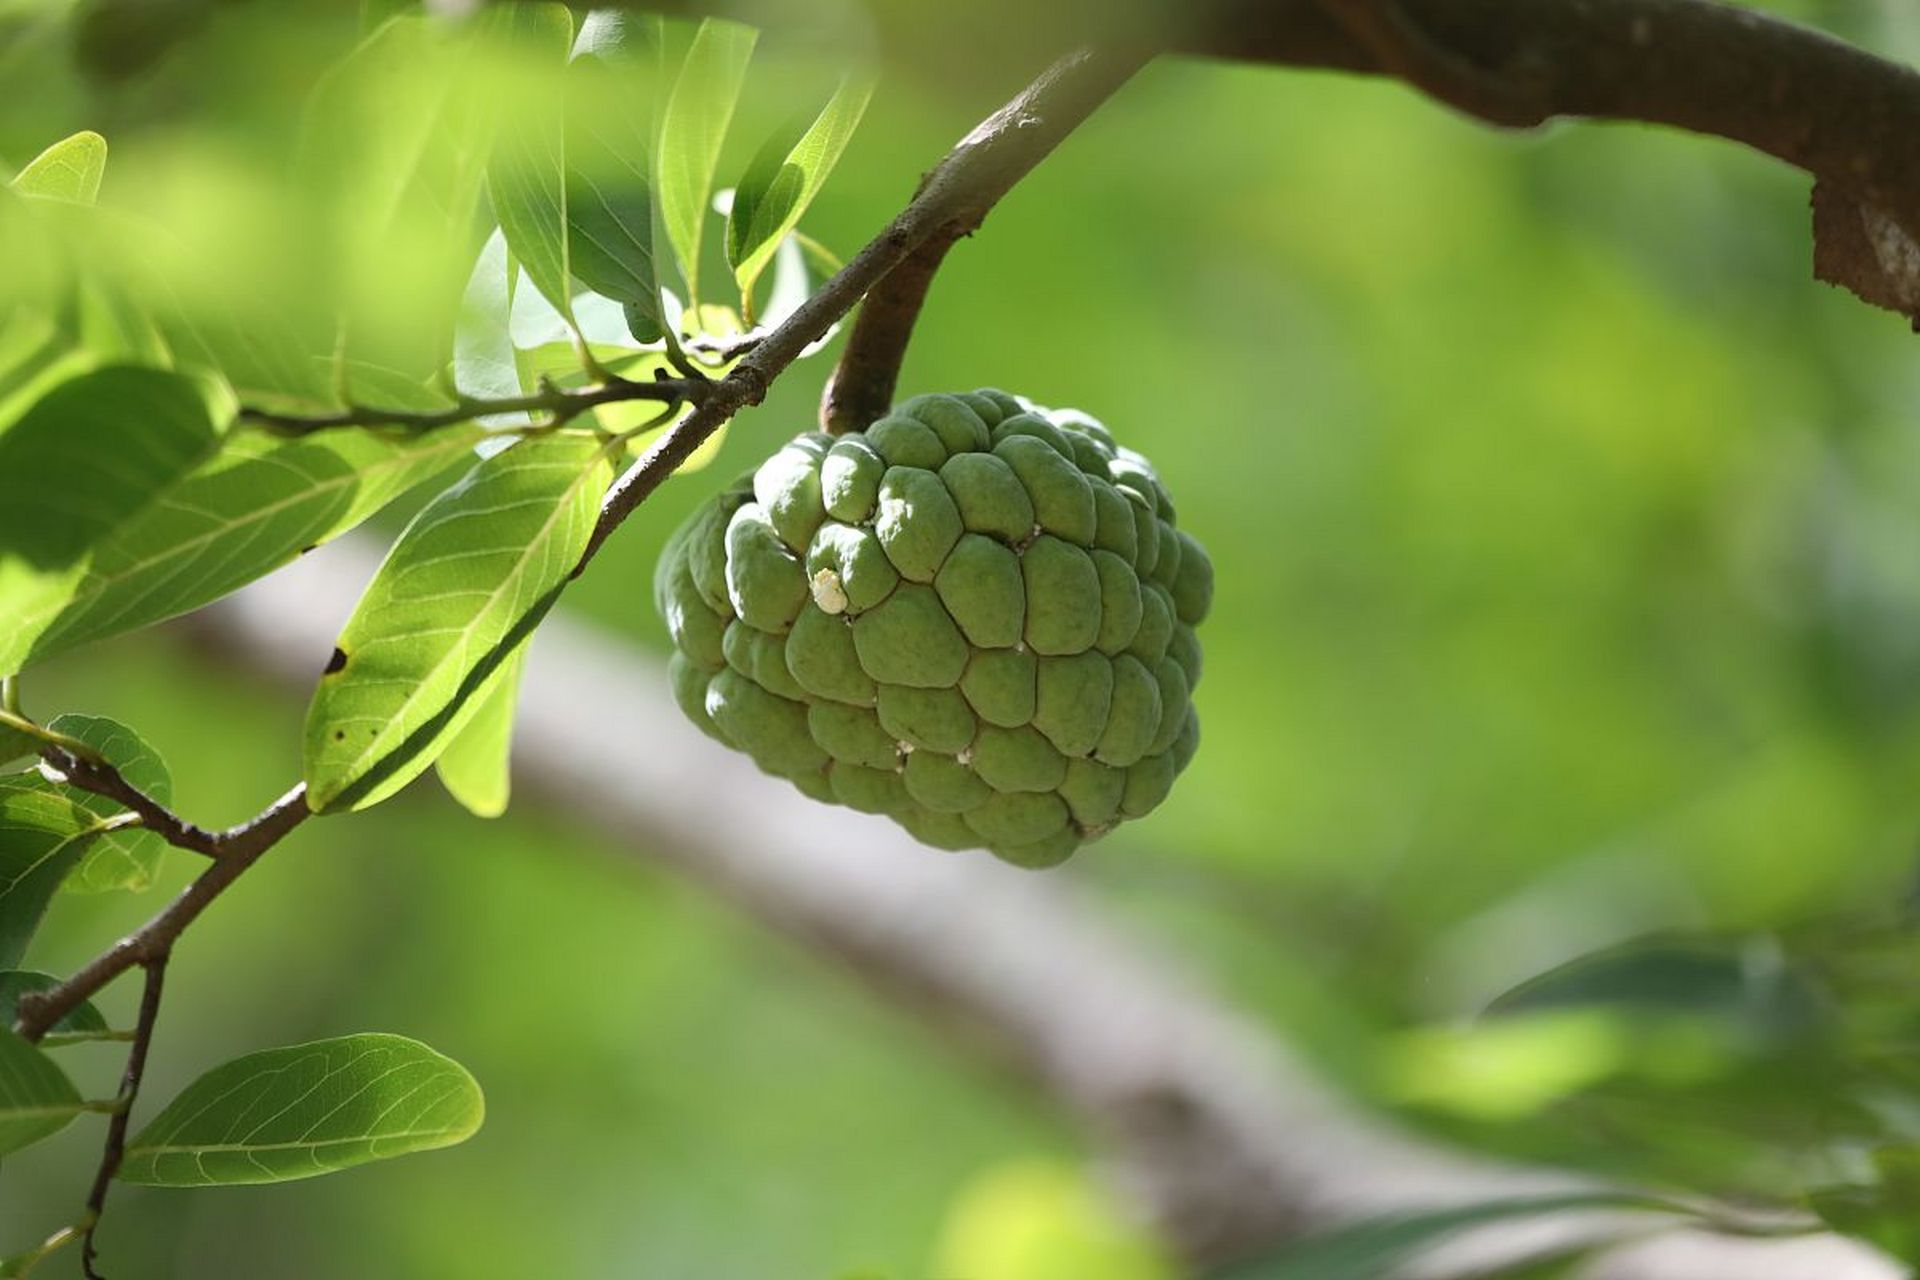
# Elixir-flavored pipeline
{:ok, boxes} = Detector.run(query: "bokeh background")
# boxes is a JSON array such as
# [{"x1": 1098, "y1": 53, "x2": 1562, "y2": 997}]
[{"x1": 5, "y1": 0, "x2": 1920, "y2": 1275}]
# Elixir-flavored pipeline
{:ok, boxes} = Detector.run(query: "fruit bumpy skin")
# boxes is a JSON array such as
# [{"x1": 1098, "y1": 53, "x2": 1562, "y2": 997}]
[{"x1": 656, "y1": 391, "x2": 1211, "y2": 869}]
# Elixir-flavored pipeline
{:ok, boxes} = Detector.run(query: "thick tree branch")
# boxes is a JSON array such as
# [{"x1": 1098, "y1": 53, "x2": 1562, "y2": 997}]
[{"x1": 1186, "y1": 0, "x2": 1920, "y2": 241}]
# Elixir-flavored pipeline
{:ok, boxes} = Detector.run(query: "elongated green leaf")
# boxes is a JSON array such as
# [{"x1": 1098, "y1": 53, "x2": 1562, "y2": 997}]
[
  {"x1": 2, "y1": 425, "x2": 483, "y2": 678},
  {"x1": 487, "y1": 5, "x2": 576, "y2": 321},
  {"x1": 44, "y1": 714, "x2": 170, "y2": 893},
  {"x1": 0, "y1": 365, "x2": 231, "y2": 571},
  {"x1": 0, "y1": 971, "x2": 108, "y2": 1038},
  {"x1": 11, "y1": 131, "x2": 106, "y2": 204},
  {"x1": 119, "y1": 1033, "x2": 484, "y2": 1186},
  {"x1": 0, "y1": 781, "x2": 104, "y2": 969},
  {"x1": 656, "y1": 18, "x2": 755, "y2": 306},
  {"x1": 434, "y1": 640, "x2": 526, "y2": 819},
  {"x1": 303, "y1": 434, "x2": 611, "y2": 813},
  {"x1": 1209, "y1": 1194, "x2": 1688, "y2": 1280},
  {"x1": 725, "y1": 75, "x2": 871, "y2": 306},
  {"x1": 0, "y1": 1025, "x2": 84, "y2": 1158},
  {"x1": 564, "y1": 53, "x2": 657, "y2": 318}
]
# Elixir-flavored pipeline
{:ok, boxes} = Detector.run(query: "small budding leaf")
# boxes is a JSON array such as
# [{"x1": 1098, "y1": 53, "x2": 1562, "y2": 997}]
[
  {"x1": 0, "y1": 1025, "x2": 84, "y2": 1158},
  {"x1": 10, "y1": 130, "x2": 107, "y2": 203},
  {"x1": 302, "y1": 434, "x2": 611, "y2": 813},
  {"x1": 726, "y1": 74, "x2": 873, "y2": 310},
  {"x1": 656, "y1": 18, "x2": 757, "y2": 306},
  {"x1": 119, "y1": 1033, "x2": 485, "y2": 1186}
]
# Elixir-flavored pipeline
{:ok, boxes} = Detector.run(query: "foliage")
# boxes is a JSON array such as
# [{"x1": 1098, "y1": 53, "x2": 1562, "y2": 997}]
[{"x1": 1, "y1": 0, "x2": 1919, "y2": 1277}]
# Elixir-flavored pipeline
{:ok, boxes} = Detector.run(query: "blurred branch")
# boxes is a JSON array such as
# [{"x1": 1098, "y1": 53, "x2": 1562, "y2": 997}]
[{"x1": 197, "y1": 539, "x2": 1904, "y2": 1280}]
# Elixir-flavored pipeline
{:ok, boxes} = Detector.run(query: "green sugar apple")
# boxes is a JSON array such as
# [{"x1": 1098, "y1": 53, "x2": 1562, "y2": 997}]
[{"x1": 654, "y1": 388, "x2": 1210, "y2": 868}]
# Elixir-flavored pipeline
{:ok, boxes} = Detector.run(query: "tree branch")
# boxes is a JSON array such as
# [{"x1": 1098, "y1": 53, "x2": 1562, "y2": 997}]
[
  {"x1": 1184, "y1": 0, "x2": 1920, "y2": 241},
  {"x1": 238, "y1": 373, "x2": 712, "y2": 437},
  {"x1": 12, "y1": 785, "x2": 309, "y2": 1042},
  {"x1": 79, "y1": 956, "x2": 165, "y2": 1280}
]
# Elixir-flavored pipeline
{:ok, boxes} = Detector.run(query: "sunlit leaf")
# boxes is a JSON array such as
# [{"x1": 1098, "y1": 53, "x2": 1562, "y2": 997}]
[
  {"x1": 725, "y1": 75, "x2": 871, "y2": 311},
  {"x1": 302, "y1": 434, "x2": 612, "y2": 813},
  {"x1": 0, "y1": 781, "x2": 100, "y2": 969},
  {"x1": 0, "y1": 970, "x2": 109, "y2": 1039},
  {"x1": 11, "y1": 131, "x2": 106, "y2": 204},
  {"x1": 44, "y1": 713, "x2": 170, "y2": 894},
  {"x1": 0, "y1": 1025, "x2": 84, "y2": 1158},
  {"x1": 486, "y1": 5, "x2": 576, "y2": 322},
  {"x1": 435, "y1": 641, "x2": 526, "y2": 818},
  {"x1": 118, "y1": 1033, "x2": 484, "y2": 1186},
  {"x1": 655, "y1": 18, "x2": 755, "y2": 307},
  {"x1": 1, "y1": 425, "x2": 484, "y2": 678}
]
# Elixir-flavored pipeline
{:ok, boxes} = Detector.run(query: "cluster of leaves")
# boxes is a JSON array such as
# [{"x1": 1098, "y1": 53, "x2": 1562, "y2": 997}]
[{"x1": 0, "y1": 4, "x2": 868, "y2": 1270}]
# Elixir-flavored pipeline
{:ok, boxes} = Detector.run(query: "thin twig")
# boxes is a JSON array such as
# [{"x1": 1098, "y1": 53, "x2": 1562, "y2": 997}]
[
  {"x1": 42, "y1": 747, "x2": 223, "y2": 859},
  {"x1": 12, "y1": 785, "x2": 310, "y2": 1042},
  {"x1": 238, "y1": 374, "x2": 712, "y2": 437},
  {"x1": 79, "y1": 957, "x2": 167, "y2": 1280}
]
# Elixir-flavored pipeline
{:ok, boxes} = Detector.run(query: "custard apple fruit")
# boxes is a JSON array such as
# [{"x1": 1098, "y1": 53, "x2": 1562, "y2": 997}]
[{"x1": 655, "y1": 389, "x2": 1210, "y2": 868}]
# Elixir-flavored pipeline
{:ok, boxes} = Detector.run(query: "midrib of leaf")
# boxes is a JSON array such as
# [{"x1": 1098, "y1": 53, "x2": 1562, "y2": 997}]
[{"x1": 324, "y1": 444, "x2": 608, "y2": 797}]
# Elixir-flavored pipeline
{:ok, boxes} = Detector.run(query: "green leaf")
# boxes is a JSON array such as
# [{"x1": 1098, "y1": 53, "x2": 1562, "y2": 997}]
[
  {"x1": 434, "y1": 641, "x2": 526, "y2": 818},
  {"x1": 118, "y1": 1032, "x2": 485, "y2": 1186},
  {"x1": 0, "y1": 1025, "x2": 84, "y2": 1158},
  {"x1": 302, "y1": 434, "x2": 612, "y2": 813},
  {"x1": 0, "y1": 366, "x2": 231, "y2": 665},
  {"x1": 0, "y1": 781, "x2": 105, "y2": 969},
  {"x1": 564, "y1": 52, "x2": 657, "y2": 320},
  {"x1": 725, "y1": 75, "x2": 872, "y2": 308},
  {"x1": 11, "y1": 131, "x2": 106, "y2": 204},
  {"x1": 43, "y1": 714, "x2": 170, "y2": 894},
  {"x1": 486, "y1": 4, "x2": 576, "y2": 322},
  {"x1": 0, "y1": 970, "x2": 109, "y2": 1038},
  {"x1": 1207, "y1": 1195, "x2": 1690, "y2": 1280},
  {"x1": 0, "y1": 365, "x2": 231, "y2": 572},
  {"x1": 1, "y1": 425, "x2": 484, "y2": 678},
  {"x1": 655, "y1": 18, "x2": 756, "y2": 307}
]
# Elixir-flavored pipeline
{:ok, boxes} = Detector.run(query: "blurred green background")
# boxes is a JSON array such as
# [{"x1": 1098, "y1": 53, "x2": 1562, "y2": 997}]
[{"x1": 6, "y1": 0, "x2": 1920, "y2": 1275}]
